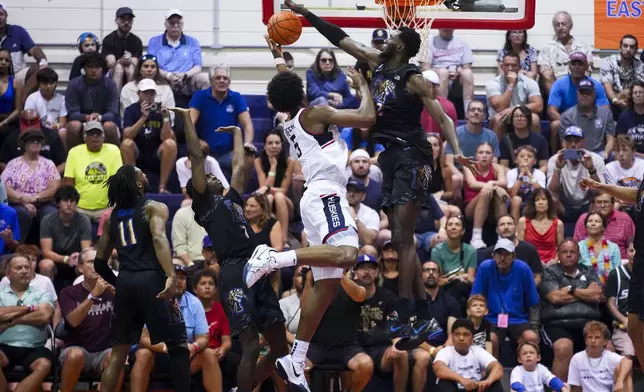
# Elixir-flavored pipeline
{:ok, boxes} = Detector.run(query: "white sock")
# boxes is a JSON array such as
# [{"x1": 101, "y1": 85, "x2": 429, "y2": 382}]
[
  {"x1": 274, "y1": 250, "x2": 297, "y2": 268},
  {"x1": 472, "y1": 228, "x2": 482, "y2": 240},
  {"x1": 291, "y1": 339, "x2": 309, "y2": 366}
]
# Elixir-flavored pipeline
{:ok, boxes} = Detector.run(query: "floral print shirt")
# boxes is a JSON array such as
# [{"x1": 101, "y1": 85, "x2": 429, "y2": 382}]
[
  {"x1": 600, "y1": 54, "x2": 644, "y2": 92},
  {"x1": 0, "y1": 156, "x2": 60, "y2": 195}
]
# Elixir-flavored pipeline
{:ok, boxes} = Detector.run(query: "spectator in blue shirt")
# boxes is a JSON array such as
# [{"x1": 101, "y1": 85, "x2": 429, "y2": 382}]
[
  {"x1": 471, "y1": 238, "x2": 540, "y2": 359},
  {"x1": 306, "y1": 49, "x2": 358, "y2": 109},
  {"x1": 548, "y1": 52, "x2": 609, "y2": 152},
  {"x1": 146, "y1": 9, "x2": 209, "y2": 96},
  {"x1": 129, "y1": 264, "x2": 215, "y2": 391},
  {"x1": 0, "y1": 5, "x2": 48, "y2": 85},
  {"x1": 189, "y1": 65, "x2": 256, "y2": 179},
  {"x1": 0, "y1": 202, "x2": 19, "y2": 254},
  {"x1": 64, "y1": 52, "x2": 120, "y2": 148}
]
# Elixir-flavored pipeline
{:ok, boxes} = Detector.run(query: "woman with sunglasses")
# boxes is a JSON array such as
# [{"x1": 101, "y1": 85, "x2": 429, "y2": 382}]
[
  {"x1": 120, "y1": 53, "x2": 175, "y2": 119},
  {"x1": 496, "y1": 30, "x2": 537, "y2": 79},
  {"x1": 306, "y1": 48, "x2": 358, "y2": 109}
]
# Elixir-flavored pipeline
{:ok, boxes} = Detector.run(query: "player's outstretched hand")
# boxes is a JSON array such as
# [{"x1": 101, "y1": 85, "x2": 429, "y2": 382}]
[
  {"x1": 346, "y1": 66, "x2": 367, "y2": 89},
  {"x1": 167, "y1": 107, "x2": 190, "y2": 117},
  {"x1": 264, "y1": 34, "x2": 283, "y2": 59},
  {"x1": 456, "y1": 154, "x2": 479, "y2": 176},
  {"x1": 284, "y1": 0, "x2": 310, "y2": 15},
  {"x1": 157, "y1": 275, "x2": 178, "y2": 300},
  {"x1": 579, "y1": 177, "x2": 601, "y2": 191}
]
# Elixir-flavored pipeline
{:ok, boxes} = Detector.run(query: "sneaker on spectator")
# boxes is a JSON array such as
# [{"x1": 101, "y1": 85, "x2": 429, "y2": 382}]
[{"x1": 470, "y1": 238, "x2": 487, "y2": 249}]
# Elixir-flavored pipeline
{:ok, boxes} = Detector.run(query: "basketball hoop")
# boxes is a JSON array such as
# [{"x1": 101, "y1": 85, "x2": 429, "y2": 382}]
[{"x1": 375, "y1": 0, "x2": 446, "y2": 64}]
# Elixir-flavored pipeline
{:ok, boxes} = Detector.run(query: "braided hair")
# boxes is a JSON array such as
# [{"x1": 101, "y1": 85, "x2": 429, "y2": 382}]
[{"x1": 105, "y1": 165, "x2": 139, "y2": 209}]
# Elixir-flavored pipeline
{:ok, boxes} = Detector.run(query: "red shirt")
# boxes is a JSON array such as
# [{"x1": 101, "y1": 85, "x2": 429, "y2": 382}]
[
  {"x1": 421, "y1": 96, "x2": 458, "y2": 136},
  {"x1": 205, "y1": 301, "x2": 230, "y2": 349}
]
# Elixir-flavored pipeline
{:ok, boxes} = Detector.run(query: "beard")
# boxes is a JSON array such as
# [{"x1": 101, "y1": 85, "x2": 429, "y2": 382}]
[{"x1": 424, "y1": 279, "x2": 438, "y2": 289}]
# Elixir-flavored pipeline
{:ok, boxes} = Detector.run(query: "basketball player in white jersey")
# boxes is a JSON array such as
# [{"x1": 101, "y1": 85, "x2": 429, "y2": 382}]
[{"x1": 243, "y1": 37, "x2": 375, "y2": 392}]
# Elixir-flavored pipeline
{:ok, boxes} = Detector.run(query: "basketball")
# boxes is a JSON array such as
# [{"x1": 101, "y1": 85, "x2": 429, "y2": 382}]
[{"x1": 267, "y1": 11, "x2": 302, "y2": 46}]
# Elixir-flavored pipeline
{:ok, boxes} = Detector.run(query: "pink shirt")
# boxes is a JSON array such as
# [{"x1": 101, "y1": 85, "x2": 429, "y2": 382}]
[
  {"x1": 573, "y1": 210, "x2": 635, "y2": 259},
  {"x1": 0, "y1": 156, "x2": 60, "y2": 195},
  {"x1": 421, "y1": 96, "x2": 458, "y2": 136}
]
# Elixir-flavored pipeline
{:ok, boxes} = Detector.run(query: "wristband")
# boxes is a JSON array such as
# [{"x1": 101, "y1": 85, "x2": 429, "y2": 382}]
[
  {"x1": 39, "y1": 59, "x2": 48, "y2": 66},
  {"x1": 63, "y1": 256, "x2": 69, "y2": 264},
  {"x1": 506, "y1": 86, "x2": 515, "y2": 92},
  {"x1": 612, "y1": 97, "x2": 618, "y2": 104},
  {"x1": 26, "y1": 305, "x2": 35, "y2": 313},
  {"x1": 429, "y1": 346, "x2": 436, "y2": 357},
  {"x1": 191, "y1": 343, "x2": 199, "y2": 353},
  {"x1": 268, "y1": 171, "x2": 276, "y2": 177},
  {"x1": 88, "y1": 293, "x2": 98, "y2": 302},
  {"x1": 274, "y1": 58, "x2": 286, "y2": 66}
]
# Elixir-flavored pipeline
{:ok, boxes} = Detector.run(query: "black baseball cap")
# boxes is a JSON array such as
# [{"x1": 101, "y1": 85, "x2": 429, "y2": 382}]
[{"x1": 116, "y1": 7, "x2": 135, "y2": 18}]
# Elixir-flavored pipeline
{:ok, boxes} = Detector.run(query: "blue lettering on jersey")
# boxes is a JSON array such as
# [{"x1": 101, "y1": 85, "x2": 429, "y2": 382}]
[
  {"x1": 322, "y1": 194, "x2": 345, "y2": 235},
  {"x1": 117, "y1": 208, "x2": 134, "y2": 217}
]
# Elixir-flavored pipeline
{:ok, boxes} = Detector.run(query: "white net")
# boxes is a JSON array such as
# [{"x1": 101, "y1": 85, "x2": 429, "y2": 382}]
[{"x1": 376, "y1": 0, "x2": 446, "y2": 64}]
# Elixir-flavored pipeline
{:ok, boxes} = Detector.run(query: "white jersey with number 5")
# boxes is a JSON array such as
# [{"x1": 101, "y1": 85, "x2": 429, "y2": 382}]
[{"x1": 283, "y1": 108, "x2": 349, "y2": 187}]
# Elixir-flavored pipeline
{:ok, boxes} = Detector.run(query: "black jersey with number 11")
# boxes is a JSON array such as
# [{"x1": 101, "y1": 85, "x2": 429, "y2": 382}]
[
  {"x1": 370, "y1": 63, "x2": 425, "y2": 144},
  {"x1": 109, "y1": 197, "x2": 160, "y2": 272}
]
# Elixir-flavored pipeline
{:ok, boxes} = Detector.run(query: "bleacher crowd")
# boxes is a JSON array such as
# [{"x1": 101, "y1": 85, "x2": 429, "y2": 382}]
[{"x1": 0, "y1": 3, "x2": 642, "y2": 392}]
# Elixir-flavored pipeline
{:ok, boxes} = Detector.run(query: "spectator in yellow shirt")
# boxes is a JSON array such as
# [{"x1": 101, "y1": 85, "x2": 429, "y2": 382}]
[{"x1": 63, "y1": 121, "x2": 122, "y2": 222}]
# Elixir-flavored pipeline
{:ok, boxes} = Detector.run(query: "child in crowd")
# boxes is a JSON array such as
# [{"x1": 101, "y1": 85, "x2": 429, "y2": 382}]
[
  {"x1": 24, "y1": 68, "x2": 67, "y2": 141},
  {"x1": 507, "y1": 145, "x2": 546, "y2": 223},
  {"x1": 467, "y1": 295, "x2": 492, "y2": 354},
  {"x1": 510, "y1": 342, "x2": 568, "y2": 392}
]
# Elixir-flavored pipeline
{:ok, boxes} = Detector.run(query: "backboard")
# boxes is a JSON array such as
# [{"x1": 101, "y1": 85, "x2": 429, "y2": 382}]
[{"x1": 262, "y1": 0, "x2": 535, "y2": 30}]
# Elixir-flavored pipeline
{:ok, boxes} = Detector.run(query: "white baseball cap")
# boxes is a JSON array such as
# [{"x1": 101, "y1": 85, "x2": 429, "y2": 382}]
[
  {"x1": 493, "y1": 238, "x2": 516, "y2": 253},
  {"x1": 349, "y1": 149, "x2": 370, "y2": 162},
  {"x1": 166, "y1": 9, "x2": 183, "y2": 19},
  {"x1": 422, "y1": 70, "x2": 440, "y2": 85},
  {"x1": 137, "y1": 79, "x2": 157, "y2": 92}
]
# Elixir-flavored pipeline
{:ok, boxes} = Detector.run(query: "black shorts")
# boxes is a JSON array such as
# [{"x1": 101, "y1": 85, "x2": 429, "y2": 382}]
[
  {"x1": 0, "y1": 344, "x2": 53, "y2": 370},
  {"x1": 377, "y1": 142, "x2": 433, "y2": 209},
  {"x1": 629, "y1": 253, "x2": 644, "y2": 318},
  {"x1": 490, "y1": 322, "x2": 532, "y2": 343},
  {"x1": 542, "y1": 324, "x2": 587, "y2": 353},
  {"x1": 218, "y1": 261, "x2": 285, "y2": 337},
  {"x1": 307, "y1": 343, "x2": 364, "y2": 367},
  {"x1": 110, "y1": 270, "x2": 187, "y2": 348},
  {"x1": 363, "y1": 345, "x2": 389, "y2": 372}
]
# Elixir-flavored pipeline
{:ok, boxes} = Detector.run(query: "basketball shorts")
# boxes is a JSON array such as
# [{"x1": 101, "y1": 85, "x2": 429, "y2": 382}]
[
  {"x1": 218, "y1": 259, "x2": 286, "y2": 337},
  {"x1": 378, "y1": 142, "x2": 433, "y2": 209},
  {"x1": 300, "y1": 181, "x2": 359, "y2": 281},
  {"x1": 628, "y1": 253, "x2": 644, "y2": 319},
  {"x1": 110, "y1": 270, "x2": 187, "y2": 348}
]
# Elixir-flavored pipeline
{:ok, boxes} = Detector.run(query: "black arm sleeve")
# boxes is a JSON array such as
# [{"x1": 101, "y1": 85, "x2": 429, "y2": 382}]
[
  {"x1": 304, "y1": 12, "x2": 349, "y2": 47},
  {"x1": 94, "y1": 257, "x2": 117, "y2": 287}
]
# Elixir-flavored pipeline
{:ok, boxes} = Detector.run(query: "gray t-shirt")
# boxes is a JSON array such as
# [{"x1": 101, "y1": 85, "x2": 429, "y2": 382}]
[
  {"x1": 485, "y1": 74, "x2": 541, "y2": 116},
  {"x1": 39, "y1": 211, "x2": 92, "y2": 255},
  {"x1": 428, "y1": 35, "x2": 474, "y2": 68},
  {"x1": 546, "y1": 150, "x2": 606, "y2": 206},
  {"x1": 560, "y1": 105, "x2": 615, "y2": 154}
]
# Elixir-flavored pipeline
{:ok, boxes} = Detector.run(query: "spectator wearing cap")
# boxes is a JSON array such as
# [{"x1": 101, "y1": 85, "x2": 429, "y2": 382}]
[
  {"x1": 102, "y1": 7, "x2": 143, "y2": 90},
  {"x1": 355, "y1": 254, "x2": 426, "y2": 392},
  {"x1": 64, "y1": 51, "x2": 120, "y2": 148},
  {"x1": 130, "y1": 263, "x2": 212, "y2": 392},
  {"x1": 171, "y1": 201, "x2": 207, "y2": 267},
  {"x1": 120, "y1": 53, "x2": 176, "y2": 121},
  {"x1": 348, "y1": 149, "x2": 383, "y2": 211},
  {"x1": 201, "y1": 235, "x2": 219, "y2": 274},
  {"x1": 539, "y1": 240, "x2": 604, "y2": 380},
  {"x1": 423, "y1": 29, "x2": 475, "y2": 114},
  {"x1": 1, "y1": 127, "x2": 60, "y2": 241},
  {"x1": 58, "y1": 247, "x2": 121, "y2": 391},
  {"x1": 121, "y1": 79, "x2": 177, "y2": 193},
  {"x1": 379, "y1": 240, "x2": 399, "y2": 295},
  {"x1": 498, "y1": 106, "x2": 549, "y2": 172},
  {"x1": 147, "y1": 9, "x2": 209, "y2": 96},
  {"x1": 355, "y1": 29, "x2": 388, "y2": 83},
  {"x1": 547, "y1": 126, "x2": 605, "y2": 222},
  {"x1": 538, "y1": 11, "x2": 593, "y2": 94},
  {"x1": 189, "y1": 64, "x2": 256, "y2": 179},
  {"x1": 0, "y1": 5, "x2": 48, "y2": 85},
  {"x1": 39, "y1": 185, "x2": 92, "y2": 282},
  {"x1": 486, "y1": 52, "x2": 542, "y2": 140},
  {"x1": 601, "y1": 35, "x2": 644, "y2": 115},
  {"x1": 433, "y1": 320, "x2": 504, "y2": 392},
  {"x1": 24, "y1": 68, "x2": 67, "y2": 143},
  {"x1": 347, "y1": 179, "x2": 381, "y2": 247},
  {"x1": 0, "y1": 109, "x2": 67, "y2": 174},
  {"x1": 560, "y1": 79, "x2": 615, "y2": 158},
  {"x1": 420, "y1": 70, "x2": 458, "y2": 136},
  {"x1": 471, "y1": 238, "x2": 540, "y2": 359},
  {"x1": 63, "y1": 120, "x2": 123, "y2": 222},
  {"x1": 548, "y1": 52, "x2": 609, "y2": 153},
  {"x1": 69, "y1": 32, "x2": 103, "y2": 81}
]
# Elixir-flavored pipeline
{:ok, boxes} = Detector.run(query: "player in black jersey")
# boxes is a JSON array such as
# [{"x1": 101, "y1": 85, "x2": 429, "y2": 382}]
[
  {"x1": 169, "y1": 106, "x2": 289, "y2": 392},
  {"x1": 93, "y1": 165, "x2": 190, "y2": 392},
  {"x1": 580, "y1": 176, "x2": 644, "y2": 370},
  {"x1": 283, "y1": 0, "x2": 474, "y2": 350}
]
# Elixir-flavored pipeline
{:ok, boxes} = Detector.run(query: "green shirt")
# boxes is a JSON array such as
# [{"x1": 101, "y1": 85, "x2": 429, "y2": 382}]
[
  {"x1": 0, "y1": 285, "x2": 54, "y2": 348},
  {"x1": 431, "y1": 242, "x2": 477, "y2": 276}
]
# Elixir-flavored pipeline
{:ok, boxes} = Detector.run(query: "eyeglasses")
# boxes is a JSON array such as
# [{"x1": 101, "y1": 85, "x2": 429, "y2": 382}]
[
  {"x1": 423, "y1": 268, "x2": 439, "y2": 274},
  {"x1": 320, "y1": 58, "x2": 334, "y2": 63},
  {"x1": 633, "y1": 91, "x2": 644, "y2": 96},
  {"x1": 509, "y1": 31, "x2": 525, "y2": 36},
  {"x1": 468, "y1": 107, "x2": 484, "y2": 113},
  {"x1": 512, "y1": 113, "x2": 527, "y2": 119},
  {"x1": 167, "y1": 21, "x2": 183, "y2": 27}
]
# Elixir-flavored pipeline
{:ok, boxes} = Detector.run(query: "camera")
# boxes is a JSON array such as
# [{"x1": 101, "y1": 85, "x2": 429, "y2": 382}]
[
  {"x1": 300, "y1": 267, "x2": 311, "y2": 279},
  {"x1": 149, "y1": 102, "x2": 162, "y2": 112}
]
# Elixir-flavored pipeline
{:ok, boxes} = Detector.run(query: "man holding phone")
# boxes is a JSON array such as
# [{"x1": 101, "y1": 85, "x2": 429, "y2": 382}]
[
  {"x1": 547, "y1": 126, "x2": 605, "y2": 222},
  {"x1": 121, "y1": 79, "x2": 177, "y2": 194}
]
